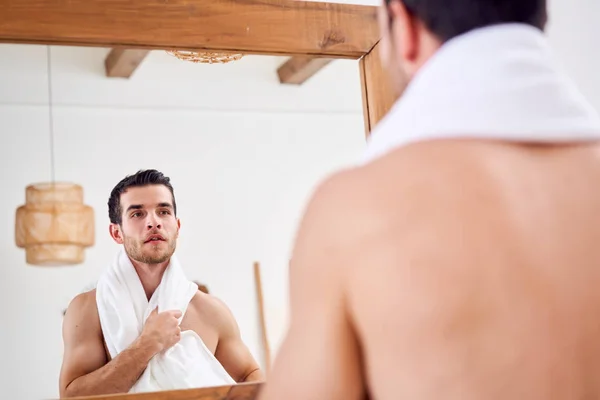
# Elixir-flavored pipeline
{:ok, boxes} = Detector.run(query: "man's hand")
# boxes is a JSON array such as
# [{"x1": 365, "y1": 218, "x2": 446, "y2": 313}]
[
  {"x1": 140, "y1": 307, "x2": 182, "y2": 354},
  {"x1": 59, "y1": 293, "x2": 176, "y2": 398}
]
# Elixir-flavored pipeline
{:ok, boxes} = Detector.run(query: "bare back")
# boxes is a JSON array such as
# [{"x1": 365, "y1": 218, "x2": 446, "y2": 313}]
[{"x1": 347, "y1": 140, "x2": 600, "y2": 399}]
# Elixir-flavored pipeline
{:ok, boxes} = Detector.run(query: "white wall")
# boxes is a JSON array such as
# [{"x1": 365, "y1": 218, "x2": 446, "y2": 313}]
[
  {"x1": 1, "y1": 1, "x2": 599, "y2": 398},
  {"x1": 0, "y1": 45, "x2": 366, "y2": 399},
  {"x1": 545, "y1": 0, "x2": 600, "y2": 109}
]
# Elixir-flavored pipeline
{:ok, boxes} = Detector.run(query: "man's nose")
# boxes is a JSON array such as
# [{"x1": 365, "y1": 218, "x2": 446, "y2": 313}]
[{"x1": 146, "y1": 214, "x2": 161, "y2": 229}]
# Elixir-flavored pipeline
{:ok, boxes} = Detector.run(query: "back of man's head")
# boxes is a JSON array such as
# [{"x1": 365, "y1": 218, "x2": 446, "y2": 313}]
[{"x1": 387, "y1": 0, "x2": 548, "y2": 43}]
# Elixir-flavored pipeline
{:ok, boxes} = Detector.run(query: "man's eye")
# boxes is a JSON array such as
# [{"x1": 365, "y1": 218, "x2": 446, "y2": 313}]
[{"x1": 131, "y1": 212, "x2": 141, "y2": 218}]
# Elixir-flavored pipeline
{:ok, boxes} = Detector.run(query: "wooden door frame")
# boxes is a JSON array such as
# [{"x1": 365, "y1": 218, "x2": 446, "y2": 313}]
[{"x1": 0, "y1": 1, "x2": 396, "y2": 399}]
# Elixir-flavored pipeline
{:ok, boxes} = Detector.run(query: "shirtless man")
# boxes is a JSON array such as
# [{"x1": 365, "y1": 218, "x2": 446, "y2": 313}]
[
  {"x1": 59, "y1": 169, "x2": 263, "y2": 398},
  {"x1": 258, "y1": 1, "x2": 600, "y2": 399}
]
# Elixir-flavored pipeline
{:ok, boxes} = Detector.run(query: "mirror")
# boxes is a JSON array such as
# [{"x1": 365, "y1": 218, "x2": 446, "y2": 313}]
[
  {"x1": 0, "y1": 43, "x2": 368, "y2": 399},
  {"x1": 2, "y1": 0, "x2": 598, "y2": 399}
]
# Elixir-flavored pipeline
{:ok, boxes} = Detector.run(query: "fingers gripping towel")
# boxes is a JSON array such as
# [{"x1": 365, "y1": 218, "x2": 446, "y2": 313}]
[{"x1": 96, "y1": 248, "x2": 236, "y2": 392}]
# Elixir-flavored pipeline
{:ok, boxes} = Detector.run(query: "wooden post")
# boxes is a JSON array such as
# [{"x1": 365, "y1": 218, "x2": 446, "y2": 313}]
[
  {"x1": 359, "y1": 40, "x2": 401, "y2": 137},
  {"x1": 253, "y1": 262, "x2": 272, "y2": 372}
]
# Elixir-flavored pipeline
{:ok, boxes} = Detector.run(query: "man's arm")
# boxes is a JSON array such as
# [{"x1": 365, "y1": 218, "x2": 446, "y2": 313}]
[
  {"x1": 59, "y1": 292, "x2": 180, "y2": 397},
  {"x1": 257, "y1": 173, "x2": 365, "y2": 400},
  {"x1": 212, "y1": 298, "x2": 265, "y2": 382}
]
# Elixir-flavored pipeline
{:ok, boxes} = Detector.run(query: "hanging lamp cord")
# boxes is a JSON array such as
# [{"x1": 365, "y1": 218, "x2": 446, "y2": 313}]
[{"x1": 46, "y1": 45, "x2": 56, "y2": 185}]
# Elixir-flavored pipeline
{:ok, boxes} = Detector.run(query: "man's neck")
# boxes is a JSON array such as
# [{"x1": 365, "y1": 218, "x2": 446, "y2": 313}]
[{"x1": 130, "y1": 258, "x2": 170, "y2": 300}]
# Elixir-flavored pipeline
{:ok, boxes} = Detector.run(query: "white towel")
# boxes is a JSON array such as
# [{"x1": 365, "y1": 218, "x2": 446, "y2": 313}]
[
  {"x1": 96, "y1": 247, "x2": 236, "y2": 393},
  {"x1": 362, "y1": 23, "x2": 600, "y2": 163}
]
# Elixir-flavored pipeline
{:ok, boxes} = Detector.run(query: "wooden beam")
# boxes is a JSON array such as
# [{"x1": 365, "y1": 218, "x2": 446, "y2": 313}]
[
  {"x1": 105, "y1": 48, "x2": 150, "y2": 78},
  {"x1": 277, "y1": 56, "x2": 332, "y2": 85},
  {"x1": 65, "y1": 382, "x2": 262, "y2": 400},
  {"x1": 0, "y1": 0, "x2": 379, "y2": 59},
  {"x1": 359, "y1": 41, "x2": 402, "y2": 136}
]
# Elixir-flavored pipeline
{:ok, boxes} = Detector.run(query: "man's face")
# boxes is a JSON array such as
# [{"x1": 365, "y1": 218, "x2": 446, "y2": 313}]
[{"x1": 111, "y1": 184, "x2": 180, "y2": 265}]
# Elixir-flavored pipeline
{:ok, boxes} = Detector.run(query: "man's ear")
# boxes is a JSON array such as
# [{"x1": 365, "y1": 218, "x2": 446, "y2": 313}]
[
  {"x1": 389, "y1": 0, "x2": 419, "y2": 64},
  {"x1": 109, "y1": 223, "x2": 124, "y2": 244},
  {"x1": 176, "y1": 218, "x2": 181, "y2": 238}
]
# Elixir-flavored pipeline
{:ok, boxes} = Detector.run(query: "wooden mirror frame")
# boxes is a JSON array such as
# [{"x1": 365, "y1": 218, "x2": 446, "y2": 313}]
[{"x1": 0, "y1": 1, "x2": 397, "y2": 399}]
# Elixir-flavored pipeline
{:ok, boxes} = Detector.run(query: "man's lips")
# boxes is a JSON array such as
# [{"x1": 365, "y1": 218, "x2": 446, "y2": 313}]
[{"x1": 144, "y1": 234, "x2": 165, "y2": 243}]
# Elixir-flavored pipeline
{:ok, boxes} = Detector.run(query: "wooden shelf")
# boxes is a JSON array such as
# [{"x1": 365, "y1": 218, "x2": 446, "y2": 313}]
[{"x1": 64, "y1": 382, "x2": 262, "y2": 400}]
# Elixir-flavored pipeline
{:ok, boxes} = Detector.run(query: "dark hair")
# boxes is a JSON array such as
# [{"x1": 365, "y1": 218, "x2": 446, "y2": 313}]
[
  {"x1": 385, "y1": 0, "x2": 547, "y2": 42},
  {"x1": 107, "y1": 169, "x2": 177, "y2": 225}
]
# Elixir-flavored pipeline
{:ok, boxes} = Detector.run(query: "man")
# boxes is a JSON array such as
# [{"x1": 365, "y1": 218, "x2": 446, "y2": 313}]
[
  {"x1": 259, "y1": 1, "x2": 600, "y2": 399},
  {"x1": 59, "y1": 169, "x2": 263, "y2": 398}
]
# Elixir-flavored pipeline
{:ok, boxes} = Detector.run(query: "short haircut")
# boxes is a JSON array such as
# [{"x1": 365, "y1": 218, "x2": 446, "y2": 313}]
[
  {"x1": 385, "y1": 0, "x2": 548, "y2": 42},
  {"x1": 107, "y1": 169, "x2": 176, "y2": 225}
]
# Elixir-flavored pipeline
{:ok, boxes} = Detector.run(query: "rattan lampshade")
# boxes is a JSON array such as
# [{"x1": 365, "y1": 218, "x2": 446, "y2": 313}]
[
  {"x1": 166, "y1": 50, "x2": 243, "y2": 64},
  {"x1": 15, "y1": 183, "x2": 95, "y2": 266}
]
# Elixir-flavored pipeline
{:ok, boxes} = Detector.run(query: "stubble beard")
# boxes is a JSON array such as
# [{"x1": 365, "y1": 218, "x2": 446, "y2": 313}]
[{"x1": 123, "y1": 235, "x2": 176, "y2": 265}]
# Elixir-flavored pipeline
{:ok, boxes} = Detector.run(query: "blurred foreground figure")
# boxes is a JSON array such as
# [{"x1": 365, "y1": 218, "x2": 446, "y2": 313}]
[{"x1": 259, "y1": 0, "x2": 600, "y2": 399}]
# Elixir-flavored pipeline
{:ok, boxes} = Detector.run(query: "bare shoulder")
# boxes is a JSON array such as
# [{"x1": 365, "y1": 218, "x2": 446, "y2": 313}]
[
  {"x1": 64, "y1": 289, "x2": 101, "y2": 330},
  {"x1": 62, "y1": 289, "x2": 104, "y2": 348},
  {"x1": 292, "y1": 167, "x2": 369, "y2": 251},
  {"x1": 60, "y1": 289, "x2": 107, "y2": 396},
  {"x1": 188, "y1": 290, "x2": 237, "y2": 331},
  {"x1": 188, "y1": 290, "x2": 231, "y2": 317},
  {"x1": 357, "y1": 141, "x2": 506, "y2": 220},
  {"x1": 292, "y1": 142, "x2": 500, "y2": 269},
  {"x1": 287, "y1": 167, "x2": 379, "y2": 302},
  {"x1": 291, "y1": 158, "x2": 426, "y2": 258},
  {"x1": 293, "y1": 147, "x2": 462, "y2": 241}
]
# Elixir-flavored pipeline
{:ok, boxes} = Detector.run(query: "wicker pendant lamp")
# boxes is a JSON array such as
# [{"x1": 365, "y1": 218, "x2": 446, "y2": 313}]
[
  {"x1": 14, "y1": 46, "x2": 95, "y2": 266},
  {"x1": 166, "y1": 49, "x2": 243, "y2": 64}
]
